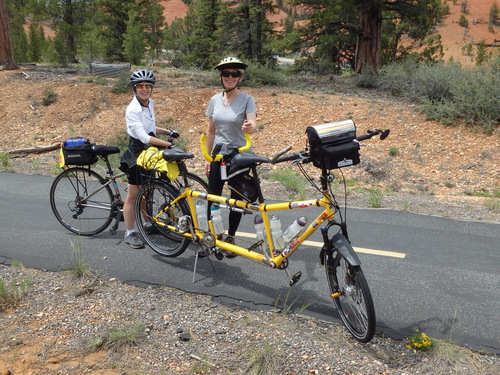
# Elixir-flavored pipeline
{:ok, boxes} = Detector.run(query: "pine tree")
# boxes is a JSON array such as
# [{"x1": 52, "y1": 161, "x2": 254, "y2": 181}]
[
  {"x1": 28, "y1": 20, "x2": 42, "y2": 62},
  {"x1": 10, "y1": 14, "x2": 28, "y2": 63},
  {"x1": 78, "y1": 20, "x2": 106, "y2": 65},
  {"x1": 123, "y1": 9, "x2": 145, "y2": 65},
  {"x1": 139, "y1": 0, "x2": 165, "y2": 60},
  {"x1": 97, "y1": 0, "x2": 136, "y2": 61},
  {"x1": 182, "y1": 0, "x2": 222, "y2": 69}
]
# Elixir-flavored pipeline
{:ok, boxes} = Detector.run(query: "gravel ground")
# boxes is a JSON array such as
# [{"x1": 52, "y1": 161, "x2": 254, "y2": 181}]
[{"x1": 1, "y1": 264, "x2": 499, "y2": 375}]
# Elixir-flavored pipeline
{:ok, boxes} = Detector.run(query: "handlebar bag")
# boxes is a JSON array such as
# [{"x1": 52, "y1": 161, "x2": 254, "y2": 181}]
[
  {"x1": 306, "y1": 119, "x2": 360, "y2": 170},
  {"x1": 61, "y1": 138, "x2": 97, "y2": 166}
]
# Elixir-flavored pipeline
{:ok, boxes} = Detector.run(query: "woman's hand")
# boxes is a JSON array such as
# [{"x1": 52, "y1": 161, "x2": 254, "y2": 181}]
[{"x1": 242, "y1": 119, "x2": 257, "y2": 134}]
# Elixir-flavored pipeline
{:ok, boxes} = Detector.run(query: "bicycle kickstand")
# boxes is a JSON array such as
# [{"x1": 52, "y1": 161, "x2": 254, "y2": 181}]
[{"x1": 192, "y1": 248, "x2": 217, "y2": 283}]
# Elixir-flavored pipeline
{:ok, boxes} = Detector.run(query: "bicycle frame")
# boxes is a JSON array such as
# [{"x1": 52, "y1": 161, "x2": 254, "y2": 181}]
[
  {"x1": 151, "y1": 182, "x2": 335, "y2": 268},
  {"x1": 73, "y1": 166, "x2": 125, "y2": 211}
]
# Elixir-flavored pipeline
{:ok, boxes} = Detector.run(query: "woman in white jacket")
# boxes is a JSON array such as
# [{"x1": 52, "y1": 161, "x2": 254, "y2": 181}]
[{"x1": 120, "y1": 69, "x2": 178, "y2": 249}]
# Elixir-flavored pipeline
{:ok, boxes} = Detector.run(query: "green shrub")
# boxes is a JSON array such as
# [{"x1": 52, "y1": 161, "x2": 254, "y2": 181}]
[
  {"x1": 110, "y1": 70, "x2": 132, "y2": 94},
  {"x1": 270, "y1": 168, "x2": 307, "y2": 200},
  {"x1": 458, "y1": 14, "x2": 468, "y2": 28},
  {"x1": 366, "y1": 188, "x2": 382, "y2": 208},
  {"x1": 379, "y1": 60, "x2": 500, "y2": 132},
  {"x1": 89, "y1": 321, "x2": 147, "y2": 352},
  {"x1": 42, "y1": 90, "x2": 57, "y2": 106},
  {"x1": 1, "y1": 153, "x2": 10, "y2": 168},
  {"x1": 244, "y1": 64, "x2": 286, "y2": 87},
  {"x1": 0, "y1": 275, "x2": 32, "y2": 311},
  {"x1": 389, "y1": 146, "x2": 399, "y2": 156},
  {"x1": 485, "y1": 199, "x2": 500, "y2": 212}
]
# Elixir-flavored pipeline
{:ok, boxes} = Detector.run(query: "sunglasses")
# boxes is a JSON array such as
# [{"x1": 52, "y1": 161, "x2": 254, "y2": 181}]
[
  {"x1": 221, "y1": 70, "x2": 242, "y2": 78},
  {"x1": 135, "y1": 83, "x2": 153, "y2": 90}
]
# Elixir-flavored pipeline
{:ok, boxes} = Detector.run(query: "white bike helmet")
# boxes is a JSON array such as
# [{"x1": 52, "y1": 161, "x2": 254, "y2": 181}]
[
  {"x1": 214, "y1": 57, "x2": 248, "y2": 71},
  {"x1": 129, "y1": 69, "x2": 156, "y2": 86}
]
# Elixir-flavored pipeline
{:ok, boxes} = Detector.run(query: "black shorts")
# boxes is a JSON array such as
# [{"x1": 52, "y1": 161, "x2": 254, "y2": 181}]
[{"x1": 126, "y1": 164, "x2": 147, "y2": 185}]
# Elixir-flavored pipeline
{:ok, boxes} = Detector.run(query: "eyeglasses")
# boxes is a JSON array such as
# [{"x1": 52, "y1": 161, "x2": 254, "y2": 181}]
[
  {"x1": 221, "y1": 70, "x2": 242, "y2": 78},
  {"x1": 135, "y1": 83, "x2": 153, "y2": 90}
]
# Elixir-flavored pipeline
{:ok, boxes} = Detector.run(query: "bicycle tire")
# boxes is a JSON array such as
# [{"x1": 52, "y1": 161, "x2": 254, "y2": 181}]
[
  {"x1": 50, "y1": 167, "x2": 114, "y2": 236},
  {"x1": 135, "y1": 180, "x2": 190, "y2": 257},
  {"x1": 324, "y1": 251, "x2": 376, "y2": 342},
  {"x1": 172, "y1": 171, "x2": 209, "y2": 193}
]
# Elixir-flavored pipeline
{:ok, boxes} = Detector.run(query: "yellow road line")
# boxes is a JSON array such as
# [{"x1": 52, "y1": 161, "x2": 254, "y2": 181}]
[{"x1": 235, "y1": 232, "x2": 406, "y2": 259}]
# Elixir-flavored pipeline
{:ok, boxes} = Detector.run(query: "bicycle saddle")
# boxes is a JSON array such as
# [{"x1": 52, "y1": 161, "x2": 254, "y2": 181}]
[
  {"x1": 91, "y1": 145, "x2": 121, "y2": 156},
  {"x1": 162, "y1": 146, "x2": 194, "y2": 162},
  {"x1": 230, "y1": 153, "x2": 270, "y2": 168}
]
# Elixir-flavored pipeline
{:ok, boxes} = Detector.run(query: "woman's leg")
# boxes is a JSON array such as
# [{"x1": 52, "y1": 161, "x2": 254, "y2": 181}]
[
  {"x1": 124, "y1": 183, "x2": 139, "y2": 230},
  {"x1": 207, "y1": 161, "x2": 224, "y2": 215},
  {"x1": 227, "y1": 190, "x2": 243, "y2": 237}
]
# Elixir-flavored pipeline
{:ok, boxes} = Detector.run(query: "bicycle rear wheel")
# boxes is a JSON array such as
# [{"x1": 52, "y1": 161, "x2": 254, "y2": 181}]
[
  {"x1": 324, "y1": 251, "x2": 376, "y2": 342},
  {"x1": 50, "y1": 167, "x2": 114, "y2": 236},
  {"x1": 135, "y1": 180, "x2": 190, "y2": 257}
]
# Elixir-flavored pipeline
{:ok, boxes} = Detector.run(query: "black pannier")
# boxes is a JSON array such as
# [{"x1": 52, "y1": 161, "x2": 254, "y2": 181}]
[
  {"x1": 61, "y1": 138, "x2": 98, "y2": 166},
  {"x1": 306, "y1": 119, "x2": 360, "y2": 170}
]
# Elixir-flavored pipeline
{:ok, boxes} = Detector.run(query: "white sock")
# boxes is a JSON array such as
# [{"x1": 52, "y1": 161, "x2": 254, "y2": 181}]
[{"x1": 126, "y1": 229, "x2": 135, "y2": 236}]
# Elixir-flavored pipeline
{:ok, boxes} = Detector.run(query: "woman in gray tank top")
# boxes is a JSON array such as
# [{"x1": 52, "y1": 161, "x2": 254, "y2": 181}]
[{"x1": 204, "y1": 57, "x2": 258, "y2": 256}]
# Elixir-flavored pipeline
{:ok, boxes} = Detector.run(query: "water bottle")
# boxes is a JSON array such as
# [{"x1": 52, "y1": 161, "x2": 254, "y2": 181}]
[
  {"x1": 64, "y1": 138, "x2": 88, "y2": 147},
  {"x1": 282, "y1": 216, "x2": 307, "y2": 243},
  {"x1": 196, "y1": 200, "x2": 209, "y2": 231},
  {"x1": 254, "y1": 215, "x2": 267, "y2": 248},
  {"x1": 270, "y1": 215, "x2": 284, "y2": 251},
  {"x1": 210, "y1": 206, "x2": 224, "y2": 235}
]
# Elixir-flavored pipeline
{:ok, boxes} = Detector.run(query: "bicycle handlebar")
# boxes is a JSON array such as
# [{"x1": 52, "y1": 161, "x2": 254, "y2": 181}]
[
  {"x1": 200, "y1": 133, "x2": 252, "y2": 162},
  {"x1": 270, "y1": 146, "x2": 292, "y2": 164},
  {"x1": 356, "y1": 128, "x2": 390, "y2": 142},
  {"x1": 271, "y1": 128, "x2": 390, "y2": 165},
  {"x1": 272, "y1": 152, "x2": 305, "y2": 165}
]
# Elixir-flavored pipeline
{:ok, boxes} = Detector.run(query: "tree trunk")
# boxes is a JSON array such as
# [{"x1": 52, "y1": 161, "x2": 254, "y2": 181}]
[
  {"x1": 0, "y1": 0, "x2": 18, "y2": 69},
  {"x1": 355, "y1": 2, "x2": 382, "y2": 75}
]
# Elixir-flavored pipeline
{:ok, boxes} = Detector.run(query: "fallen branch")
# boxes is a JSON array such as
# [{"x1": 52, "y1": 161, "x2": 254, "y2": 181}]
[{"x1": 5, "y1": 142, "x2": 60, "y2": 155}]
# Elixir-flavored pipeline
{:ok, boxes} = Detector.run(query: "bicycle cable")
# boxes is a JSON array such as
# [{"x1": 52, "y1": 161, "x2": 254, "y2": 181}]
[{"x1": 297, "y1": 162, "x2": 340, "y2": 218}]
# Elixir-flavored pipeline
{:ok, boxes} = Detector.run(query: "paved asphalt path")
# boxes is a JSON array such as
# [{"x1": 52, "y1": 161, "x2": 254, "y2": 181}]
[{"x1": 1, "y1": 172, "x2": 499, "y2": 353}]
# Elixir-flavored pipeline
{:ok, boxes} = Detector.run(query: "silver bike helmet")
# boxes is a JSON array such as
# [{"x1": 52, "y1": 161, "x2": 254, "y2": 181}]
[{"x1": 129, "y1": 69, "x2": 156, "y2": 86}]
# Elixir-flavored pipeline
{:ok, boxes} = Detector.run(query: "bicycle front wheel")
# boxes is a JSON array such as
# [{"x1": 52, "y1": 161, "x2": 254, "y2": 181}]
[
  {"x1": 50, "y1": 167, "x2": 114, "y2": 236},
  {"x1": 172, "y1": 171, "x2": 209, "y2": 193},
  {"x1": 135, "y1": 181, "x2": 190, "y2": 257},
  {"x1": 324, "y1": 251, "x2": 376, "y2": 342}
]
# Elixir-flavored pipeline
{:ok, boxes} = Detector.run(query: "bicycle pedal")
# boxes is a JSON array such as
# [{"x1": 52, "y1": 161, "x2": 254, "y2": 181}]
[
  {"x1": 289, "y1": 271, "x2": 302, "y2": 286},
  {"x1": 214, "y1": 248, "x2": 224, "y2": 261}
]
